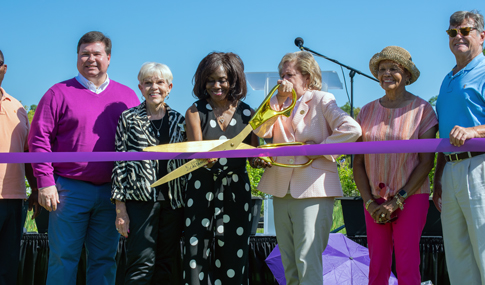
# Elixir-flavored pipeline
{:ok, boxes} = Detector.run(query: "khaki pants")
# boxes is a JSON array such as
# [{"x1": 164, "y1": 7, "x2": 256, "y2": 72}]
[
  {"x1": 274, "y1": 194, "x2": 334, "y2": 285},
  {"x1": 442, "y1": 154, "x2": 485, "y2": 285}
]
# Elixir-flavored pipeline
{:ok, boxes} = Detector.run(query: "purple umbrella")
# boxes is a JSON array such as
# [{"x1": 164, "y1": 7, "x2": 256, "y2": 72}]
[{"x1": 265, "y1": 233, "x2": 398, "y2": 285}]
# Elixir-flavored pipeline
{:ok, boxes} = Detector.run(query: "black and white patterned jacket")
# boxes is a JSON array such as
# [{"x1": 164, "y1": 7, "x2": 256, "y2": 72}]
[{"x1": 111, "y1": 101, "x2": 187, "y2": 209}]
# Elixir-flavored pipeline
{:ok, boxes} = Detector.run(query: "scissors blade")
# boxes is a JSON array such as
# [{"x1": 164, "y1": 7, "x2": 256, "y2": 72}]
[
  {"x1": 144, "y1": 140, "x2": 254, "y2": 153},
  {"x1": 151, "y1": 158, "x2": 208, "y2": 187},
  {"x1": 150, "y1": 125, "x2": 254, "y2": 187}
]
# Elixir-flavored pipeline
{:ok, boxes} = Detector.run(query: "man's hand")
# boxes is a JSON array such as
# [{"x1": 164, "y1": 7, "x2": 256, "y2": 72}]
[
  {"x1": 38, "y1": 185, "x2": 60, "y2": 211},
  {"x1": 449, "y1": 125, "x2": 478, "y2": 146},
  {"x1": 432, "y1": 182, "x2": 442, "y2": 212},
  {"x1": 27, "y1": 189, "x2": 40, "y2": 219}
]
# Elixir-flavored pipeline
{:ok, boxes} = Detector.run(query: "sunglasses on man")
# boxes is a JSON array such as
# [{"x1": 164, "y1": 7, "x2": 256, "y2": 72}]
[{"x1": 446, "y1": 27, "x2": 477, "y2": 37}]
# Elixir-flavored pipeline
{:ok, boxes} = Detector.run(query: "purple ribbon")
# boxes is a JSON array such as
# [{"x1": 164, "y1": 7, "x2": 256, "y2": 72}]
[{"x1": 2, "y1": 138, "x2": 485, "y2": 164}]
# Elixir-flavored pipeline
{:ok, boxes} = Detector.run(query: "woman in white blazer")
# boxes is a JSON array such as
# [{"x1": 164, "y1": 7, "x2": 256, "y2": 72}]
[{"x1": 252, "y1": 51, "x2": 361, "y2": 285}]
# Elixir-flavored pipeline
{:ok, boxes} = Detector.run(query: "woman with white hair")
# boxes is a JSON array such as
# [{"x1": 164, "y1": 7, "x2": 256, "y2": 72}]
[
  {"x1": 111, "y1": 62, "x2": 186, "y2": 284},
  {"x1": 253, "y1": 51, "x2": 361, "y2": 284}
]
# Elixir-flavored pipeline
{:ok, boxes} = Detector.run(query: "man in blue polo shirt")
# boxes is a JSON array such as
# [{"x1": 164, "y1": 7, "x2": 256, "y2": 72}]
[{"x1": 433, "y1": 10, "x2": 485, "y2": 284}]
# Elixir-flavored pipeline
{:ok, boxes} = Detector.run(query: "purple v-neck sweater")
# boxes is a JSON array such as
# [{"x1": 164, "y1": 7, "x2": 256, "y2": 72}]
[{"x1": 28, "y1": 78, "x2": 139, "y2": 188}]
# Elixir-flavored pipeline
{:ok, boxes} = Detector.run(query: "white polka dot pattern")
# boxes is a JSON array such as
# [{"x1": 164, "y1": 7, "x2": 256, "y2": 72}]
[
  {"x1": 206, "y1": 192, "x2": 214, "y2": 201},
  {"x1": 210, "y1": 120, "x2": 217, "y2": 128},
  {"x1": 230, "y1": 118, "x2": 237, "y2": 126},
  {"x1": 227, "y1": 269, "x2": 235, "y2": 278},
  {"x1": 236, "y1": 227, "x2": 244, "y2": 236},
  {"x1": 223, "y1": 215, "x2": 230, "y2": 223},
  {"x1": 190, "y1": 237, "x2": 198, "y2": 246},
  {"x1": 201, "y1": 218, "x2": 210, "y2": 227},
  {"x1": 190, "y1": 260, "x2": 197, "y2": 269},
  {"x1": 217, "y1": 225, "x2": 224, "y2": 233},
  {"x1": 243, "y1": 109, "x2": 251, "y2": 116}
]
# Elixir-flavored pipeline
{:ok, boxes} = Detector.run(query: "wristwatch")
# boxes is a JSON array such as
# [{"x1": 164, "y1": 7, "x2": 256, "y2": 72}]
[{"x1": 396, "y1": 188, "x2": 408, "y2": 200}]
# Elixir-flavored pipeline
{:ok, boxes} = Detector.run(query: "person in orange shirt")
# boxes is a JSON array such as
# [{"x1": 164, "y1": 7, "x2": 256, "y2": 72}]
[{"x1": 0, "y1": 49, "x2": 38, "y2": 284}]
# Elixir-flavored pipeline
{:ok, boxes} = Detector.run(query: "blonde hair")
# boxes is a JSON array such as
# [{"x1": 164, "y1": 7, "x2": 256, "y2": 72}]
[
  {"x1": 278, "y1": 51, "x2": 322, "y2": 90},
  {"x1": 138, "y1": 62, "x2": 173, "y2": 85}
]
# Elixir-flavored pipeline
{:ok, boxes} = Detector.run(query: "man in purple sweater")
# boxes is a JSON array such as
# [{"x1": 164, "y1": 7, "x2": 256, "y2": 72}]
[{"x1": 28, "y1": 31, "x2": 139, "y2": 285}]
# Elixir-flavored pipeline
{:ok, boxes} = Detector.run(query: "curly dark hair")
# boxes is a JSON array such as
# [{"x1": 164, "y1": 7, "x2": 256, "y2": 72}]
[{"x1": 192, "y1": 52, "x2": 247, "y2": 102}]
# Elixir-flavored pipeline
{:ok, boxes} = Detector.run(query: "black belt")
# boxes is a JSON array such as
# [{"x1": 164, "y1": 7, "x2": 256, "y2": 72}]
[{"x1": 445, "y1": 152, "x2": 485, "y2": 162}]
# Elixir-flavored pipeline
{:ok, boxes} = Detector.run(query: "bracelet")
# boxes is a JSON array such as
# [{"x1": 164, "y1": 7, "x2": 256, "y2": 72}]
[
  {"x1": 394, "y1": 196, "x2": 404, "y2": 210},
  {"x1": 365, "y1": 199, "x2": 375, "y2": 211}
]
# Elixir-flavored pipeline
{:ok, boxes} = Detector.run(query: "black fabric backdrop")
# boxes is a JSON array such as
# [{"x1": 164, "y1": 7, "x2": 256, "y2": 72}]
[{"x1": 17, "y1": 234, "x2": 448, "y2": 285}]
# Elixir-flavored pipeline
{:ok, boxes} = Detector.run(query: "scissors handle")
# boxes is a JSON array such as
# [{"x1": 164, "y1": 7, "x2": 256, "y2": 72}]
[
  {"x1": 258, "y1": 142, "x2": 314, "y2": 168},
  {"x1": 249, "y1": 84, "x2": 297, "y2": 130}
]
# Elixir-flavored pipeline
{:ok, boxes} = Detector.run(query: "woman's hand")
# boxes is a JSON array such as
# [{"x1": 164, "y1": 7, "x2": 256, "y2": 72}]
[
  {"x1": 115, "y1": 201, "x2": 130, "y2": 238},
  {"x1": 370, "y1": 199, "x2": 398, "y2": 223},
  {"x1": 249, "y1": 157, "x2": 272, "y2": 169},
  {"x1": 204, "y1": 158, "x2": 218, "y2": 169},
  {"x1": 276, "y1": 79, "x2": 293, "y2": 105}
]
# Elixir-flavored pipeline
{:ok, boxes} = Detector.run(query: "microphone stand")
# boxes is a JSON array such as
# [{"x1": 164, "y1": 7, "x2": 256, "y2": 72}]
[
  {"x1": 297, "y1": 45, "x2": 378, "y2": 118},
  {"x1": 297, "y1": 45, "x2": 378, "y2": 167}
]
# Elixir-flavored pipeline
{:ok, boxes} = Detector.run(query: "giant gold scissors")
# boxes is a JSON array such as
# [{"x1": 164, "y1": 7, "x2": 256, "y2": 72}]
[{"x1": 145, "y1": 84, "x2": 313, "y2": 187}]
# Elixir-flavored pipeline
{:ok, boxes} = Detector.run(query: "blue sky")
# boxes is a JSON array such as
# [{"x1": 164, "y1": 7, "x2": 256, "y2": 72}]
[{"x1": 1, "y1": 0, "x2": 483, "y2": 114}]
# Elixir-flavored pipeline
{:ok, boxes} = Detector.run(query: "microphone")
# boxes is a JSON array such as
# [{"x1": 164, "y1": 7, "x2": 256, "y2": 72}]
[{"x1": 294, "y1": 37, "x2": 304, "y2": 50}]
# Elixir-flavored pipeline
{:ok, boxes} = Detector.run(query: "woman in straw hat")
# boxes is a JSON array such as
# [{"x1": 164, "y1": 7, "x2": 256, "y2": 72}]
[{"x1": 353, "y1": 46, "x2": 438, "y2": 284}]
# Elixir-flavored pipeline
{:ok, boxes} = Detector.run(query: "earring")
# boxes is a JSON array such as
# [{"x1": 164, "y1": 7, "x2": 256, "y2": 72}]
[
  {"x1": 406, "y1": 80, "x2": 411, "y2": 85},
  {"x1": 204, "y1": 90, "x2": 208, "y2": 97}
]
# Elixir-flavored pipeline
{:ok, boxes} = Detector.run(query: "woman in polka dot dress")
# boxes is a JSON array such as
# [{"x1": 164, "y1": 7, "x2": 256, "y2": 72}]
[{"x1": 183, "y1": 52, "x2": 261, "y2": 285}]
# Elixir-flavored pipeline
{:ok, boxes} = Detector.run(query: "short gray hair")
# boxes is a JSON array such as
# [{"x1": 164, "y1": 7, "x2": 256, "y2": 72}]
[
  {"x1": 278, "y1": 51, "x2": 322, "y2": 91},
  {"x1": 450, "y1": 10, "x2": 484, "y2": 33},
  {"x1": 137, "y1": 62, "x2": 173, "y2": 85}
]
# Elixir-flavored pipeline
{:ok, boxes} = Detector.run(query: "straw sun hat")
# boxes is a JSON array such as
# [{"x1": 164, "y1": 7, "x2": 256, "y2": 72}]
[{"x1": 369, "y1": 46, "x2": 420, "y2": 85}]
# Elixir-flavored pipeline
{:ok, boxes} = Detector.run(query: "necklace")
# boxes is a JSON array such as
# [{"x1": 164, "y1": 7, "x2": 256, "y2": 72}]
[
  {"x1": 147, "y1": 107, "x2": 164, "y2": 136},
  {"x1": 211, "y1": 101, "x2": 234, "y2": 125}
]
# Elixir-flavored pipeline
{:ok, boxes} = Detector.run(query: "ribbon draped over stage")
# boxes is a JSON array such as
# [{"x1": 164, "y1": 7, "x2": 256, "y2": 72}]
[{"x1": 1, "y1": 138, "x2": 485, "y2": 163}]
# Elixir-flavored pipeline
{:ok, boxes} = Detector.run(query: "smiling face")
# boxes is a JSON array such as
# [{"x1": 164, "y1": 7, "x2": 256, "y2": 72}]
[
  {"x1": 138, "y1": 75, "x2": 172, "y2": 108},
  {"x1": 205, "y1": 65, "x2": 230, "y2": 103},
  {"x1": 449, "y1": 19, "x2": 485, "y2": 63},
  {"x1": 280, "y1": 60, "x2": 310, "y2": 98},
  {"x1": 77, "y1": 42, "x2": 111, "y2": 86},
  {"x1": 377, "y1": 60, "x2": 410, "y2": 92}
]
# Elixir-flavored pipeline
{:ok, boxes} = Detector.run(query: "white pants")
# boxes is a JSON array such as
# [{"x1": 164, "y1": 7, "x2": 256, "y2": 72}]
[
  {"x1": 274, "y1": 194, "x2": 334, "y2": 285},
  {"x1": 441, "y1": 154, "x2": 485, "y2": 285}
]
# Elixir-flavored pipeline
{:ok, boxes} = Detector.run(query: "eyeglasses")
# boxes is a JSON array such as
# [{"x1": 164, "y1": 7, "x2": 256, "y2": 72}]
[{"x1": 446, "y1": 27, "x2": 477, "y2": 37}]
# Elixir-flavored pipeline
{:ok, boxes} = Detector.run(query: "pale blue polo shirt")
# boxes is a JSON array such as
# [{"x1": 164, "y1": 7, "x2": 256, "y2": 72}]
[{"x1": 436, "y1": 53, "x2": 485, "y2": 154}]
